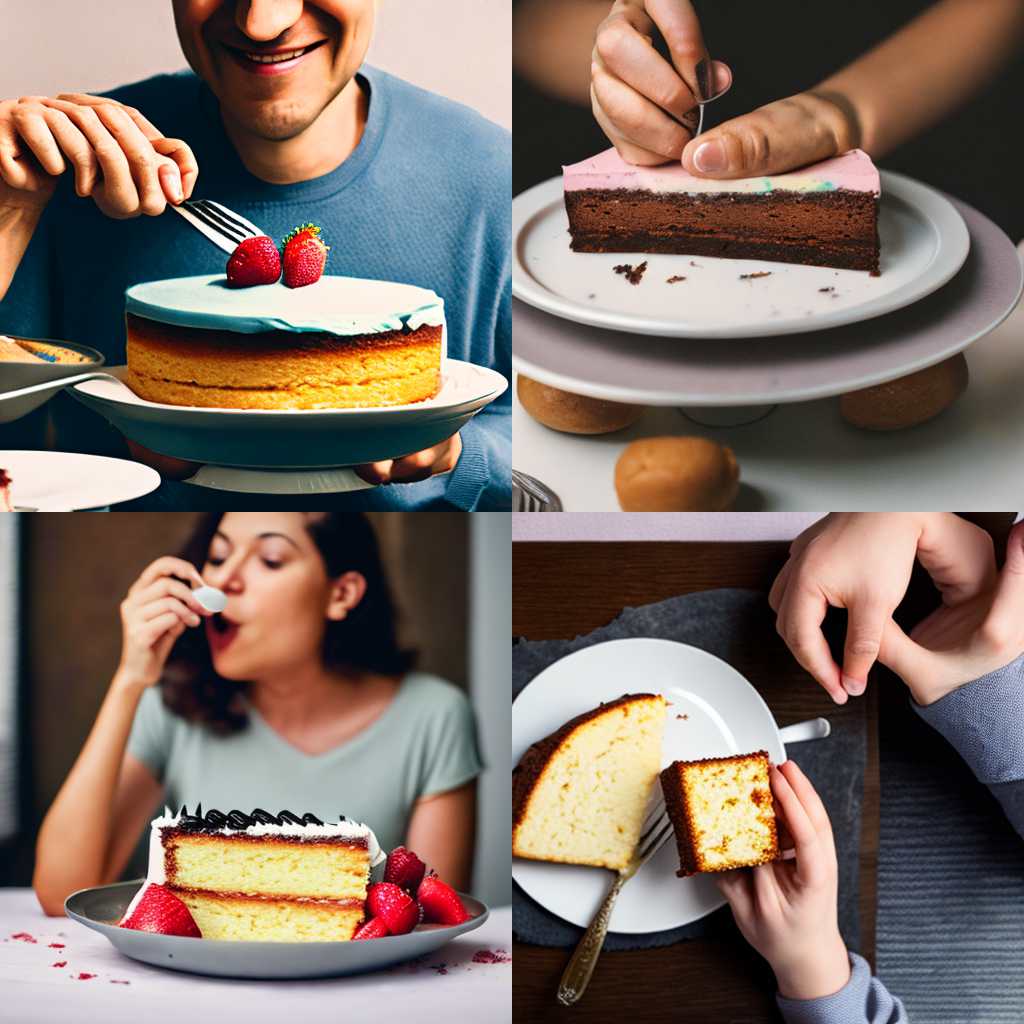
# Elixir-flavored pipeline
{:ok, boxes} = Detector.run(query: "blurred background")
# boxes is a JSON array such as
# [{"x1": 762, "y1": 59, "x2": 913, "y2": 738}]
[{"x1": 0, "y1": 511, "x2": 511, "y2": 909}]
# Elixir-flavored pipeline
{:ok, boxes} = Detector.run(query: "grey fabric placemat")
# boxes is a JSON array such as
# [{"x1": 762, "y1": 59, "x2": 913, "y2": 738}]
[
  {"x1": 513, "y1": 588, "x2": 865, "y2": 952},
  {"x1": 877, "y1": 696, "x2": 1024, "y2": 1023}
]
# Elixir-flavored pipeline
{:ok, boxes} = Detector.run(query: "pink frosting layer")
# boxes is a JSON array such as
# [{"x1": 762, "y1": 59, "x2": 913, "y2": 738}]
[{"x1": 563, "y1": 148, "x2": 880, "y2": 196}]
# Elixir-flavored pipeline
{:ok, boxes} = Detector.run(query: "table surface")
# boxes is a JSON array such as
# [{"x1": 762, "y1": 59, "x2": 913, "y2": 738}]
[
  {"x1": 512, "y1": 540, "x2": 879, "y2": 1024},
  {"x1": 0, "y1": 891, "x2": 511, "y2": 1024},
  {"x1": 512, "y1": 265, "x2": 1024, "y2": 510}
]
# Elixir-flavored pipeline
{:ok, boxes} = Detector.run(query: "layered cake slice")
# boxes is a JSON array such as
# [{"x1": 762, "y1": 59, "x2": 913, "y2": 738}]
[
  {"x1": 660, "y1": 751, "x2": 779, "y2": 876},
  {"x1": 512, "y1": 693, "x2": 667, "y2": 870},
  {"x1": 122, "y1": 807, "x2": 384, "y2": 942},
  {"x1": 564, "y1": 148, "x2": 880, "y2": 273}
]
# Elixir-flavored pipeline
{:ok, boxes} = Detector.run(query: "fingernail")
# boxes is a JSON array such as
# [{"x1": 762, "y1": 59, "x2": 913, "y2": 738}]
[
  {"x1": 694, "y1": 58, "x2": 711, "y2": 103},
  {"x1": 693, "y1": 140, "x2": 727, "y2": 173},
  {"x1": 842, "y1": 674, "x2": 866, "y2": 696},
  {"x1": 161, "y1": 165, "x2": 183, "y2": 203}
]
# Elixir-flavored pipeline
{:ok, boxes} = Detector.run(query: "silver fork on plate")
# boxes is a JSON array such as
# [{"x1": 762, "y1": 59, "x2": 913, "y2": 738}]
[
  {"x1": 557, "y1": 799, "x2": 674, "y2": 1006},
  {"x1": 169, "y1": 199, "x2": 267, "y2": 254}
]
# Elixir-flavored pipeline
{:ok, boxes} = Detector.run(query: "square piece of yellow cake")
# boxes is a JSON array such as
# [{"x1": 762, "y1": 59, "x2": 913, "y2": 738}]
[{"x1": 660, "y1": 752, "x2": 779, "y2": 876}]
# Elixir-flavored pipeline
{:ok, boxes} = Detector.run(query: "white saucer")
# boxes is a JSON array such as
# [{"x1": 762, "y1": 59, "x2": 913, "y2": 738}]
[
  {"x1": 0, "y1": 450, "x2": 160, "y2": 510},
  {"x1": 512, "y1": 639, "x2": 786, "y2": 934},
  {"x1": 71, "y1": 361, "x2": 507, "y2": 469},
  {"x1": 512, "y1": 170, "x2": 969, "y2": 339}
]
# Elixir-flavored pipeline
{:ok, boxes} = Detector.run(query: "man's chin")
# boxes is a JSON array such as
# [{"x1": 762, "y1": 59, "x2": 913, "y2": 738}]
[{"x1": 225, "y1": 101, "x2": 321, "y2": 142}]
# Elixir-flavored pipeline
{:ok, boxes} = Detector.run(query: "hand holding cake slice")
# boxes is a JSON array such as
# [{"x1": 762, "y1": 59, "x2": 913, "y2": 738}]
[{"x1": 564, "y1": 148, "x2": 880, "y2": 274}]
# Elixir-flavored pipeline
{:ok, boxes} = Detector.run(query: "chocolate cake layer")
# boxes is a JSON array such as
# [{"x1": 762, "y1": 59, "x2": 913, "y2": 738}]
[{"x1": 566, "y1": 189, "x2": 880, "y2": 274}]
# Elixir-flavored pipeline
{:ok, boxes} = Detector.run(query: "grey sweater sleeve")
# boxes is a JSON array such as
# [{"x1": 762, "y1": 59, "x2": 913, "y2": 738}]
[
  {"x1": 776, "y1": 953, "x2": 908, "y2": 1024},
  {"x1": 912, "y1": 652, "x2": 1024, "y2": 838}
]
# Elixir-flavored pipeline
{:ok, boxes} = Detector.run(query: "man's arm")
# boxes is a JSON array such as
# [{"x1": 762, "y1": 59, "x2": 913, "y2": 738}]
[{"x1": 444, "y1": 400, "x2": 511, "y2": 510}]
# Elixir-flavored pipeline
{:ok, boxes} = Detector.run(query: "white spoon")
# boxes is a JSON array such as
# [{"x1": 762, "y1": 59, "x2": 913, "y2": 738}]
[{"x1": 192, "y1": 586, "x2": 227, "y2": 613}]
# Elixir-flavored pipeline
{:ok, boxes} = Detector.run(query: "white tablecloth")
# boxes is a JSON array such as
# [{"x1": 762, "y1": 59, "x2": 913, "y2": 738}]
[{"x1": 0, "y1": 890, "x2": 511, "y2": 1023}]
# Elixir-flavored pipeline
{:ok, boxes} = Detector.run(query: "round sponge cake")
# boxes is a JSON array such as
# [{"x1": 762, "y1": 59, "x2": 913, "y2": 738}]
[{"x1": 124, "y1": 274, "x2": 445, "y2": 410}]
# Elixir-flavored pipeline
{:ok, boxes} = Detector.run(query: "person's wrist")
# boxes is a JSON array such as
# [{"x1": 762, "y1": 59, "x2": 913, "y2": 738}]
[
  {"x1": 804, "y1": 87, "x2": 861, "y2": 154},
  {"x1": 773, "y1": 932, "x2": 851, "y2": 1001},
  {"x1": 110, "y1": 667, "x2": 152, "y2": 698}
]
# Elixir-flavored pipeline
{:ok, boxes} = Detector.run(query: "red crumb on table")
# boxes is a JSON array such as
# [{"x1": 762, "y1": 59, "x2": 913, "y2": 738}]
[
  {"x1": 75, "y1": 973, "x2": 97, "y2": 981},
  {"x1": 52, "y1": 962, "x2": 67, "y2": 968},
  {"x1": 48, "y1": 943, "x2": 65, "y2": 949},
  {"x1": 11, "y1": 933, "x2": 37, "y2": 943},
  {"x1": 472, "y1": 949, "x2": 511, "y2": 964}
]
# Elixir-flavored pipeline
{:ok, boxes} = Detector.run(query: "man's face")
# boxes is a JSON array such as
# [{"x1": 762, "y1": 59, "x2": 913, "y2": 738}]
[{"x1": 173, "y1": 0, "x2": 375, "y2": 140}]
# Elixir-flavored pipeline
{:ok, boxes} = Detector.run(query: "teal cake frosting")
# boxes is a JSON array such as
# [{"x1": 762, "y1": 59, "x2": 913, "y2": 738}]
[{"x1": 125, "y1": 274, "x2": 445, "y2": 336}]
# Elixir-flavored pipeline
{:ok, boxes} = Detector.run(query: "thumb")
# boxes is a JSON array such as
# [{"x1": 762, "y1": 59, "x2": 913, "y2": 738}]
[
  {"x1": 840, "y1": 601, "x2": 889, "y2": 696},
  {"x1": 983, "y1": 522, "x2": 1024, "y2": 640},
  {"x1": 680, "y1": 95, "x2": 838, "y2": 179},
  {"x1": 877, "y1": 618, "x2": 935, "y2": 691}
]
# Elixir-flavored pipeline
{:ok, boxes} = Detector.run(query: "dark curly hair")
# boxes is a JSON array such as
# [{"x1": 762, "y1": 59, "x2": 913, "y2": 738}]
[{"x1": 159, "y1": 512, "x2": 416, "y2": 734}]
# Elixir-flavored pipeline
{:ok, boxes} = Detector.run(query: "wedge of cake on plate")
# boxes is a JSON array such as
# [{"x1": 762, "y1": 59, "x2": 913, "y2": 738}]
[
  {"x1": 660, "y1": 751, "x2": 779, "y2": 876},
  {"x1": 563, "y1": 148, "x2": 880, "y2": 273},
  {"x1": 512, "y1": 693, "x2": 667, "y2": 870}
]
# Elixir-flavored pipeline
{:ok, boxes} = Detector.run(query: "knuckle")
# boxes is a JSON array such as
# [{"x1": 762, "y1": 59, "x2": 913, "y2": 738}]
[
  {"x1": 846, "y1": 635, "x2": 880, "y2": 658},
  {"x1": 595, "y1": 19, "x2": 630, "y2": 66}
]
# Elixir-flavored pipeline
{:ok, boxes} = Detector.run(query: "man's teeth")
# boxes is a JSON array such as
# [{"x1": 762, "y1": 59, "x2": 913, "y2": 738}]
[{"x1": 244, "y1": 47, "x2": 310, "y2": 64}]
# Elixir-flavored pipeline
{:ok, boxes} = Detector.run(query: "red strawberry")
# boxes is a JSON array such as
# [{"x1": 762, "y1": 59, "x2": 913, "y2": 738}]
[
  {"x1": 384, "y1": 846, "x2": 426, "y2": 894},
  {"x1": 366, "y1": 882, "x2": 421, "y2": 935},
  {"x1": 226, "y1": 235, "x2": 281, "y2": 287},
  {"x1": 352, "y1": 917, "x2": 390, "y2": 941},
  {"x1": 417, "y1": 875, "x2": 470, "y2": 926},
  {"x1": 282, "y1": 222, "x2": 328, "y2": 288},
  {"x1": 119, "y1": 884, "x2": 201, "y2": 938}
]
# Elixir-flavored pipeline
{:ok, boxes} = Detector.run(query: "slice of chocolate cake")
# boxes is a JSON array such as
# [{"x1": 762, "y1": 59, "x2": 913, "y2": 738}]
[{"x1": 564, "y1": 148, "x2": 880, "y2": 274}]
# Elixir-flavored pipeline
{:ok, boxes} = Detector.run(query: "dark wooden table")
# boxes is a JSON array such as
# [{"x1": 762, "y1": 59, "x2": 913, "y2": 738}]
[{"x1": 512, "y1": 541, "x2": 879, "y2": 1024}]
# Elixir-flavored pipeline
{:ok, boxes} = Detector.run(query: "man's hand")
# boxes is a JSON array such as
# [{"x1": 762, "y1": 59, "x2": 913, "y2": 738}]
[
  {"x1": 591, "y1": 0, "x2": 731, "y2": 165},
  {"x1": 879, "y1": 523, "x2": 1024, "y2": 707},
  {"x1": 355, "y1": 433, "x2": 461, "y2": 486},
  {"x1": 0, "y1": 93, "x2": 196, "y2": 217},
  {"x1": 770, "y1": 513, "x2": 997, "y2": 703}
]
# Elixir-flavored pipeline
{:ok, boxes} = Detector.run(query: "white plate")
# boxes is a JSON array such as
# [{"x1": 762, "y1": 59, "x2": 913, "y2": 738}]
[
  {"x1": 0, "y1": 450, "x2": 160, "y2": 510},
  {"x1": 512, "y1": 170, "x2": 969, "y2": 339},
  {"x1": 71, "y1": 361, "x2": 507, "y2": 469},
  {"x1": 66, "y1": 880, "x2": 489, "y2": 980},
  {"x1": 512, "y1": 638, "x2": 787, "y2": 934}
]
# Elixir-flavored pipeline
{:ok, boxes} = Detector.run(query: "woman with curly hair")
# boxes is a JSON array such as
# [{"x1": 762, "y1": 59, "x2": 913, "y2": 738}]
[{"x1": 33, "y1": 512, "x2": 480, "y2": 915}]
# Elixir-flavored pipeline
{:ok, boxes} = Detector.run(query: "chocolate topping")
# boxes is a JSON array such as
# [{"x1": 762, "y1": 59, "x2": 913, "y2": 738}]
[{"x1": 174, "y1": 806, "x2": 339, "y2": 832}]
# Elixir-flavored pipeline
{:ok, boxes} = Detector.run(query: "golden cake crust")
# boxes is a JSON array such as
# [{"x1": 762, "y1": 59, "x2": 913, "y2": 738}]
[
  {"x1": 124, "y1": 313, "x2": 442, "y2": 410},
  {"x1": 511, "y1": 692, "x2": 663, "y2": 857}
]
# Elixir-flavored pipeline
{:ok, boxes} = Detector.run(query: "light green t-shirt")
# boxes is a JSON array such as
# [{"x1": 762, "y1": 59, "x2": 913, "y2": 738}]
[{"x1": 126, "y1": 672, "x2": 482, "y2": 857}]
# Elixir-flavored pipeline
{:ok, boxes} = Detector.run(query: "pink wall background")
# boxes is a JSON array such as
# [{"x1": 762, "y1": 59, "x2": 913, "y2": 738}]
[
  {"x1": 512, "y1": 513, "x2": 822, "y2": 542},
  {"x1": 0, "y1": 0, "x2": 510, "y2": 130}
]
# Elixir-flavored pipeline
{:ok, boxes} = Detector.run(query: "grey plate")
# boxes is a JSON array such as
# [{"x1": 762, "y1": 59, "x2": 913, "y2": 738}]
[
  {"x1": 66, "y1": 880, "x2": 490, "y2": 980},
  {"x1": 0, "y1": 337, "x2": 104, "y2": 423}
]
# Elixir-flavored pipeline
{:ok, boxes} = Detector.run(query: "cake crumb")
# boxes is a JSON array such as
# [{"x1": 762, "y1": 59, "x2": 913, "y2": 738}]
[
  {"x1": 48, "y1": 943, "x2": 65, "y2": 949},
  {"x1": 613, "y1": 261, "x2": 648, "y2": 285},
  {"x1": 739, "y1": 271, "x2": 772, "y2": 280},
  {"x1": 52, "y1": 962, "x2": 67, "y2": 969},
  {"x1": 472, "y1": 949, "x2": 512, "y2": 964},
  {"x1": 676, "y1": 713, "x2": 689, "y2": 720},
  {"x1": 689, "y1": 261, "x2": 702, "y2": 267},
  {"x1": 587, "y1": 293, "x2": 596, "y2": 299},
  {"x1": 75, "y1": 973, "x2": 97, "y2": 981},
  {"x1": 666, "y1": 275, "x2": 687, "y2": 284},
  {"x1": 110, "y1": 980, "x2": 131, "y2": 985},
  {"x1": 818, "y1": 287, "x2": 834, "y2": 293}
]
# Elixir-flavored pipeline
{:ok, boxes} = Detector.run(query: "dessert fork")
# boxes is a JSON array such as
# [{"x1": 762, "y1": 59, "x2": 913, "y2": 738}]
[
  {"x1": 512, "y1": 469, "x2": 562, "y2": 511},
  {"x1": 557, "y1": 800, "x2": 673, "y2": 1006},
  {"x1": 169, "y1": 199, "x2": 267, "y2": 254}
]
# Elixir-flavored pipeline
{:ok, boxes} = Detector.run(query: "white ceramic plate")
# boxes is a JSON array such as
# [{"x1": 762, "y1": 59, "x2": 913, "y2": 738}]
[
  {"x1": 71, "y1": 361, "x2": 507, "y2": 469},
  {"x1": 512, "y1": 638, "x2": 789, "y2": 934},
  {"x1": 512, "y1": 170, "x2": 969, "y2": 339},
  {"x1": 0, "y1": 450, "x2": 160, "y2": 510},
  {"x1": 66, "y1": 880, "x2": 489, "y2": 980}
]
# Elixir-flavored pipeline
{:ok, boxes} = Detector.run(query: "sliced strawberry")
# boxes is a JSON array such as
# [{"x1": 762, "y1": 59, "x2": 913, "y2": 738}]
[
  {"x1": 282, "y1": 223, "x2": 328, "y2": 288},
  {"x1": 366, "y1": 882, "x2": 421, "y2": 936},
  {"x1": 226, "y1": 235, "x2": 281, "y2": 287},
  {"x1": 417, "y1": 875, "x2": 470, "y2": 926},
  {"x1": 384, "y1": 846, "x2": 426, "y2": 894},
  {"x1": 352, "y1": 917, "x2": 390, "y2": 941},
  {"x1": 119, "y1": 884, "x2": 201, "y2": 938}
]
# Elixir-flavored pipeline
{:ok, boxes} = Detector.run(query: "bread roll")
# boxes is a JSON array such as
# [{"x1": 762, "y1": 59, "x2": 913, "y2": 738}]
[
  {"x1": 615, "y1": 437, "x2": 739, "y2": 511},
  {"x1": 517, "y1": 375, "x2": 644, "y2": 434}
]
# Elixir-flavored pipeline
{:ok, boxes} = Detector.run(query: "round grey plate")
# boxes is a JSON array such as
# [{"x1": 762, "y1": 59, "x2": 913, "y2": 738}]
[
  {"x1": 66, "y1": 880, "x2": 489, "y2": 980},
  {"x1": 513, "y1": 192, "x2": 1022, "y2": 405}
]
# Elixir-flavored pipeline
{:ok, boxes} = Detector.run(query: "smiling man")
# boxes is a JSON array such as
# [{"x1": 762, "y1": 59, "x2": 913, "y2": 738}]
[{"x1": 0, "y1": 0, "x2": 510, "y2": 510}]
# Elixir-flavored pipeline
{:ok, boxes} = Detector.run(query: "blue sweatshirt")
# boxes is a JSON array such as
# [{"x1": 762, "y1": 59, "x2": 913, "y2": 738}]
[
  {"x1": 0, "y1": 66, "x2": 511, "y2": 510},
  {"x1": 777, "y1": 656, "x2": 1024, "y2": 1023}
]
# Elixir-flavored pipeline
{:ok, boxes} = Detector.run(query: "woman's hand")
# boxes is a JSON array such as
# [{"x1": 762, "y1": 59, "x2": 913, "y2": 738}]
[
  {"x1": 715, "y1": 760, "x2": 851, "y2": 1001},
  {"x1": 770, "y1": 513, "x2": 997, "y2": 703},
  {"x1": 355, "y1": 433, "x2": 462, "y2": 486},
  {"x1": 0, "y1": 92, "x2": 196, "y2": 217},
  {"x1": 591, "y1": 0, "x2": 731, "y2": 165},
  {"x1": 116, "y1": 556, "x2": 211, "y2": 690},
  {"x1": 879, "y1": 523, "x2": 1024, "y2": 707}
]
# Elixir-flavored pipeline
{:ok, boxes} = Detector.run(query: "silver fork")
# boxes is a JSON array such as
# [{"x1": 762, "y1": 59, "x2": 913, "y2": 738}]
[
  {"x1": 557, "y1": 799, "x2": 673, "y2": 1006},
  {"x1": 512, "y1": 469, "x2": 562, "y2": 511},
  {"x1": 169, "y1": 199, "x2": 267, "y2": 254}
]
